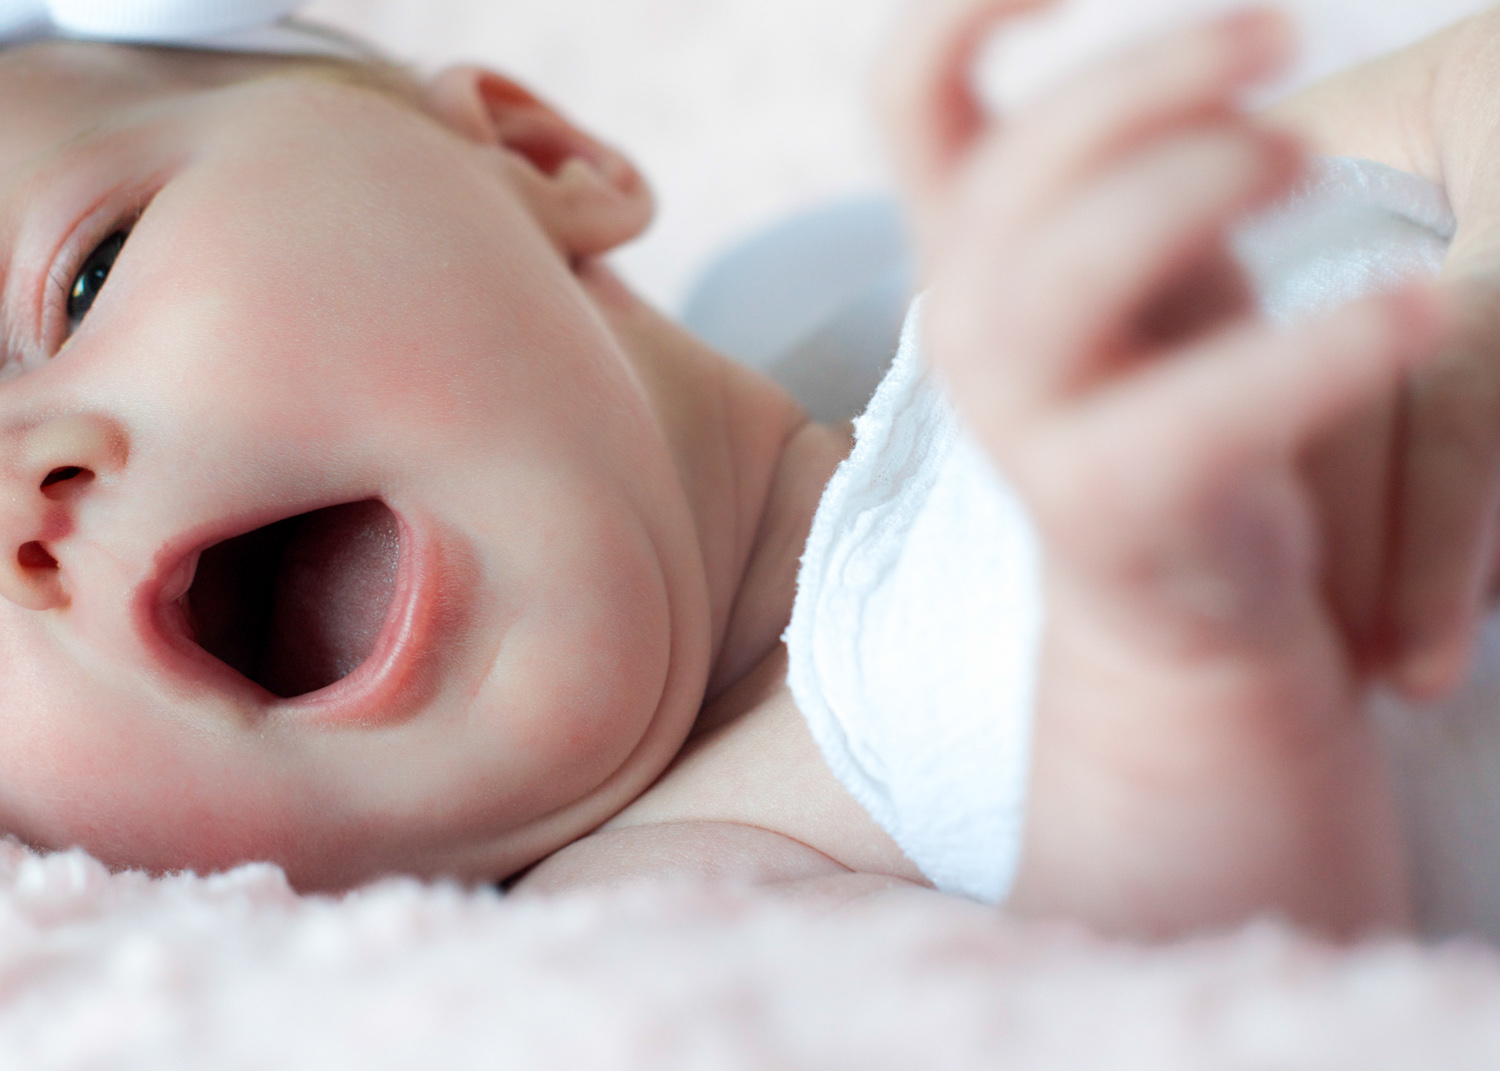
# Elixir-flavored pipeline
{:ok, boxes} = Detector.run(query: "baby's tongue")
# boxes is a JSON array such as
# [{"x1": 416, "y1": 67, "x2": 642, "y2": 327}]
[{"x1": 258, "y1": 501, "x2": 400, "y2": 698}]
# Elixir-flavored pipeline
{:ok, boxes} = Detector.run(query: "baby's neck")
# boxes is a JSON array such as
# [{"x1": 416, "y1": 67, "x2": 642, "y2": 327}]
[{"x1": 576, "y1": 260, "x2": 851, "y2": 705}]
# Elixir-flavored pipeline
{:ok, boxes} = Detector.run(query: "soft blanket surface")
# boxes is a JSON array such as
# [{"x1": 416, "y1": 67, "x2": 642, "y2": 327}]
[{"x1": 3, "y1": 840, "x2": 1499, "y2": 1069}]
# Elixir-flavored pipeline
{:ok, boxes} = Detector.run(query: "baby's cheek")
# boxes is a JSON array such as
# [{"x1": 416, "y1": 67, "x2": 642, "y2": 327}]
[
  {"x1": 463, "y1": 522, "x2": 675, "y2": 821},
  {"x1": 0, "y1": 626, "x2": 283, "y2": 871},
  {"x1": 0, "y1": 689, "x2": 160, "y2": 856}
]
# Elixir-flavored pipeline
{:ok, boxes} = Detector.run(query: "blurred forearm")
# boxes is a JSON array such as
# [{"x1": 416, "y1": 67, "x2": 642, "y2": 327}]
[{"x1": 1262, "y1": 12, "x2": 1458, "y2": 186}]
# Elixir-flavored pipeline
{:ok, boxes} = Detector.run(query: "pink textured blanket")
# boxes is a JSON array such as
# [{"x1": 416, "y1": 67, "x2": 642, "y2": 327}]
[{"x1": 4, "y1": 840, "x2": 1498, "y2": 1068}]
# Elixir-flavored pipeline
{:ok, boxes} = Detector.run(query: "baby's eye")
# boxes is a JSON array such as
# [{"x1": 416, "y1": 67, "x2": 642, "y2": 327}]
[{"x1": 66, "y1": 230, "x2": 128, "y2": 334}]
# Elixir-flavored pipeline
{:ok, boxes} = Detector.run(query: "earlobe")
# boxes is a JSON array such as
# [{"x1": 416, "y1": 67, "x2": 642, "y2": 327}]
[{"x1": 423, "y1": 66, "x2": 655, "y2": 258}]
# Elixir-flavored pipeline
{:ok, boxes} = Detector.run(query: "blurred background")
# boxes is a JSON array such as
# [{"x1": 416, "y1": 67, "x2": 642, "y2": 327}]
[
  {"x1": 301, "y1": 0, "x2": 1495, "y2": 314},
  {"x1": 302, "y1": 0, "x2": 904, "y2": 312}
]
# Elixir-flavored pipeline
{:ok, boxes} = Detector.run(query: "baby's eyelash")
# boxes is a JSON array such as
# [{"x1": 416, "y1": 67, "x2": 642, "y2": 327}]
[
  {"x1": 42, "y1": 204, "x2": 145, "y2": 352},
  {"x1": 64, "y1": 230, "x2": 129, "y2": 334}
]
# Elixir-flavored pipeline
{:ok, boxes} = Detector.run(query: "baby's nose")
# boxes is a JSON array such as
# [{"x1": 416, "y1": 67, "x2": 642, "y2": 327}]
[{"x1": 0, "y1": 414, "x2": 128, "y2": 611}]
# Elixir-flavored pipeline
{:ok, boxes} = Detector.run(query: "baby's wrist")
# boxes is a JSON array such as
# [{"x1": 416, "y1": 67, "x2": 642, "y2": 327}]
[
  {"x1": 1262, "y1": 33, "x2": 1442, "y2": 187},
  {"x1": 1424, "y1": 10, "x2": 1500, "y2": 225}
]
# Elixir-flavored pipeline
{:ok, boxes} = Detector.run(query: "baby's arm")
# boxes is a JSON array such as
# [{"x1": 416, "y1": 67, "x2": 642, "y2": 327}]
[{"x1": 879, "y1": 1, "x2": 1449, "y2": 937}]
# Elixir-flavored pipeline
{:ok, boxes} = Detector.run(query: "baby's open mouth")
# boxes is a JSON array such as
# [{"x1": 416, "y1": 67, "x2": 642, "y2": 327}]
[{"x1": 183, "y1": 500, "x2": 400, "y2": 698}]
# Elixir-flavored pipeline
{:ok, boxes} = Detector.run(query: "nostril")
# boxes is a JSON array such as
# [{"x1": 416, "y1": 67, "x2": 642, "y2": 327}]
[
  {"x1": 41, "y1": 467, "x2": 83, "y2": 488},
  {"x1": 40, "y1": 466, "x2": 93, "y2": 498},
  {"x1": 18, "y1": 542, "x2": 57, "y2": 571}
]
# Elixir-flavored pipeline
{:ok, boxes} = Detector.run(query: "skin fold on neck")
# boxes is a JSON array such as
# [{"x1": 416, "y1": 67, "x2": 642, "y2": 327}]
[{"x1": 574, "y1": 258, "x2": 855, "y2": 710}]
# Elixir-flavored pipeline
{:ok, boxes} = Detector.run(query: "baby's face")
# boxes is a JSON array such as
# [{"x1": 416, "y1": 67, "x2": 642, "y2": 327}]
[{"x1": 0, "y1": 44, "x2": 709, "y2": 887}]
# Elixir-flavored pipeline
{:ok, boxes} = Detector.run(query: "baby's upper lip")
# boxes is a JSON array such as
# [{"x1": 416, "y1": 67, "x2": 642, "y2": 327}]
[
  {"x1": 140, "y1": 505, "x2": 298, "y2": 619},
  {"x1": 133, "y1": 509, "x2": 288, "y2": 705},
  {"x1": 155, "y1": 546, "x2": 202, "y2": 606}
]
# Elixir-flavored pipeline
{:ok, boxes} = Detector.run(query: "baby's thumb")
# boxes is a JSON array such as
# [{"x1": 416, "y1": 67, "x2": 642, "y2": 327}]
[{"x1": 875, "y1": 0, "x2": 1054, "y2": 259}]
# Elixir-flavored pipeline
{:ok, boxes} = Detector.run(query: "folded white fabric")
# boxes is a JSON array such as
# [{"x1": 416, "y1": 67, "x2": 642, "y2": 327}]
[
  {"x1": 786, "y1": 157, "x2": 1458, "y2": 907},
  {"x1": 1233, "y1": 155, "x2": 1453, "y2": 322},
  {"x1": 0, "y1": 0, "x2": 371, "y2": 58},
  {"x1": 785, "y1": 301, "x2": 1046, "y2": 904}
]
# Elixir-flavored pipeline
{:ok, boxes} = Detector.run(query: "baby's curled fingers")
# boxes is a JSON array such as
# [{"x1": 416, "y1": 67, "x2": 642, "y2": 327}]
[
  {"x1": 929, "y1": 122, "x2": 1303, "y2": 445},
  {"x1": 877, "y1": 0, "x2": 1051, "y2": 227},
  {"x1": 949, "y1": 9, "x2": 1297, "y2": 248},
  {"x1": 1385, "y1": 281, "x2": 1500, "y2": 697},
  {"x1": 1008, "y1": 287, "x2": 1448, "y2": 631},
  {"x1": 879, "y1": 2, "x2": 1295, "y2": 265}
]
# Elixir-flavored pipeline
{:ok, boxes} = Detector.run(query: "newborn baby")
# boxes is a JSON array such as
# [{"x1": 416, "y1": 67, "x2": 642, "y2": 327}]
[{"x1": 0, "y1": 0, "x2": 1496, "y2": 940}]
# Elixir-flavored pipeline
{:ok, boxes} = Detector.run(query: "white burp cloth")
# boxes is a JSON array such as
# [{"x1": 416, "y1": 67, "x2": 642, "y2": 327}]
[
  {"x1": 785, "y1": 157, "x2": 1460, "y2": 907},
  {"x1": 0, "y1": 0, "x2": 374, "y2": 59},
  {"x1": 785, "y1": 302, "x2": 1046, "y2": 904},
  {"x1": 1233, "y1": 156, "x2": 1454, "y2": 322}
]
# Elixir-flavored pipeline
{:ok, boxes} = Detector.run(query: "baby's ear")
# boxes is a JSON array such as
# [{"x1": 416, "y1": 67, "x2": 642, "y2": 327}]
[{"x1": 423, "y1": 66, "x2": 654, "y2": 257}]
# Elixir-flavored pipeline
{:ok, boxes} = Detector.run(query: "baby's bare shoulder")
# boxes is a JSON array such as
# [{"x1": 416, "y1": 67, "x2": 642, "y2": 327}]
[
  {"x1": 513, "y1": 820, "x2": 847, "y2": 891},
  {"x1": 511, "y1": 820, "x2": 929, "y2": 909},
  {"x1": 514, "y1": 645, "x2": 926, "y2": 898}
]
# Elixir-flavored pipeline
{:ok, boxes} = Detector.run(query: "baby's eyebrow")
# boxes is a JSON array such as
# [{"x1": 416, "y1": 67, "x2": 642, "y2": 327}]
[
  {"x1": 1, "y1": 118, "x2": 108, "y2": 199},
  {"x1": 46, "y1": 121, "x2": 108, "y2": 160},
  {"x1": 0, "y1": 119, "x2": 139, "y2": 355},
  {"x1": 0, "y1": 119, "x2": 107, "y2": 261}
]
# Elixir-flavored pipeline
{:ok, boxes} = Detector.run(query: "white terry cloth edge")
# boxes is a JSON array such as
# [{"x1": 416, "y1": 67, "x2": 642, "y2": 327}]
[
  {"x1": 1233, "y1": 155, "x2": 1454, "y2": 321},
  {"x1": 0, "y1": 1, "x2": 378, "y2": 59},
  {"x1": 785, "y1": 301, "x2": 1046, "y2": 904}
]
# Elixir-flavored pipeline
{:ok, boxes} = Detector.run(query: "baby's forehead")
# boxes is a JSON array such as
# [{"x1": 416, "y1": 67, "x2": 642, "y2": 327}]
[
  {"x1": 0, "y1": 46, "x2": 179, "y2": 175},
  {"x1": 0, "y1": 43, "x2": 299, "y2": 180}
]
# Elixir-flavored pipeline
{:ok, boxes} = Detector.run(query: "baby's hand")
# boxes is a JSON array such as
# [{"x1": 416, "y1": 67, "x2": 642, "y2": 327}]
[
  {"x1": 1266, "y1": 9, "x2": 1500, "y2": 699},
  {"x1": 1373, "y1": 11, "x2": 1500, "y2": 698},
  {"x1": 880, "y1": 1, "x2": 1448, "y2": 937}
]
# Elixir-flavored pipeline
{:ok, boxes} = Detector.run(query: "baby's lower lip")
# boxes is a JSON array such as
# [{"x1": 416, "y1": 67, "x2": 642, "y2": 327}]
[{"x1": 279, "y1": 510, "x2": 450, "y2": 723}]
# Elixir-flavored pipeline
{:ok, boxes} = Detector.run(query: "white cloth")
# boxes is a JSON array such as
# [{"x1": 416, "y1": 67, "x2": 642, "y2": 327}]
[
  {"x1": 785, "y1": 302, "x2": 1046, "y2": 904},
  {"x1": 1233, "y1": 157, "x2": 1453, "y2": 323},
  {"x1": 786, "y1": 157, "x2": 1473, "y2": 911},
  {"x1": 0, "y1": 0, "x2": 373, "y2": 59}
]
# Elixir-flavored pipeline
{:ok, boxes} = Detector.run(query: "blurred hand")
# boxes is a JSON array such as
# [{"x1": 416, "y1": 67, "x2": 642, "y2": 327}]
[
  {"x1": 1269, "y1": 8, "x2": 1500, "y2": 699},
  {"x1": 875, "y1": 0, "x2": 1448, "y2": 937}
]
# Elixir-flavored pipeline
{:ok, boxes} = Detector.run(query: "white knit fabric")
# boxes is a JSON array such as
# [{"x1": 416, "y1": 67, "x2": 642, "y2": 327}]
[
  {"x1": 15, "y1": 0, "x2": 297, "y2": 37},
  {"x1": 0, "y1": 0, "x2": 372, "y2": 58},
  {"x1": 786, "y1": 157, "x2": 1459, "y2": 908}
]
